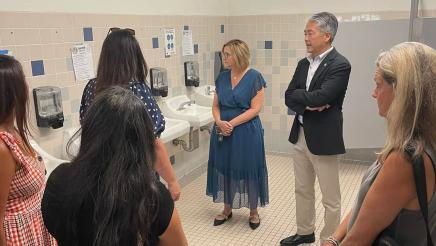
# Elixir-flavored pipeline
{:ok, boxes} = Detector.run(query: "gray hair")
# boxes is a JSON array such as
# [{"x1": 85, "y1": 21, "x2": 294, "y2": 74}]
[{"x1": 309, "y1": 12, "x2": 338, "y2": 43}]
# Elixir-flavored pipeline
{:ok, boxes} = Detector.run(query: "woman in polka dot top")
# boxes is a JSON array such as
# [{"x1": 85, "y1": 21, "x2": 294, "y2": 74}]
[{"x1": 79, "y1": 28, "x2": 181, "y2": 201}]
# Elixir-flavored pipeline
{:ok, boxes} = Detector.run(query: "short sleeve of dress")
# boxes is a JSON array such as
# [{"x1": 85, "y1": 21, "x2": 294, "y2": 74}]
[
  {"x1": 149, "y1": 182, "x2": 175, "y2": 243},
  {"x1": 79, "y1": 79, "x2": 97, "y2": 124},
  {"x1": 250, "y1": 70, "x2": 267, "y2": 99},
  {"x1": 130, "y1": 82, "x2": 166, "y2": 137}
]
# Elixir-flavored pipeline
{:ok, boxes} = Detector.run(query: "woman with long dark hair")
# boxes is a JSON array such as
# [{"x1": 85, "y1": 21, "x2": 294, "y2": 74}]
[
  {"x1": 79, "y1": 28, "x2": 181, "y2": 200},
  {"x1": 42, "y1": 86, "x2": 187, "y2": 246},
  {"x1": 0, "y1": 55, "x2": 56, "y2": 245}
]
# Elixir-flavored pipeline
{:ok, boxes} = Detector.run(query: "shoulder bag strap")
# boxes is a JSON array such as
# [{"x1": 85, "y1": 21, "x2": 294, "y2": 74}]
[{"x1": 412, "y1": 154, "x2": 434, "y2": 246}]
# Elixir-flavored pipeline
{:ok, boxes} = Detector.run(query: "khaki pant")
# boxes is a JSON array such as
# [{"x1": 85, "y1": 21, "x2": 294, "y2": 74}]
[{"x1": 292, "y1": 128, "x2": 341, "y2": 242}]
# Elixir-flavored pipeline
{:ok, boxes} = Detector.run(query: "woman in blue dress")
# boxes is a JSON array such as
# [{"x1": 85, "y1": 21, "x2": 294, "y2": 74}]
[
  {"x1": 78, "y1": 28, "x2": 180, "y2": 201},
  {"x1": 207, "y1": 39, "x2": 269, "y2": 230}
]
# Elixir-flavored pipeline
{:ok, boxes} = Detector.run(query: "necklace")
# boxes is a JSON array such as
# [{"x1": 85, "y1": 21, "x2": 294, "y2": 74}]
[{"x1": 231, "y1": 68, "x2": 247, "y2": 81}]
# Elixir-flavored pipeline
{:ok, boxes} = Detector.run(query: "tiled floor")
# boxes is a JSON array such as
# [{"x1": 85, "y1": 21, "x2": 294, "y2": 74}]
[{"x1": 176, "y1": 154, "x2": 368, "y2": 246}]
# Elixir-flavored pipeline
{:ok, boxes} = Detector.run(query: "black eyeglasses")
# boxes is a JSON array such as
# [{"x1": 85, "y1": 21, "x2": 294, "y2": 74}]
[{"x1": 107, "y1": 27, "x2": 135, "y2": 35}]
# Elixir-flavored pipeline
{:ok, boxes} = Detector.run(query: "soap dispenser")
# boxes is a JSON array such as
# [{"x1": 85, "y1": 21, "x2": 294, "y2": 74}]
[
  {"x1": 184, "y1": 61, "x2": 200, "y2": 87},
  {"x1": 33, "y1": 86, "x2": 64, "y2": 129},
  {"x1": 149, "y1": 67, "x2": 169, "y2": 97}
]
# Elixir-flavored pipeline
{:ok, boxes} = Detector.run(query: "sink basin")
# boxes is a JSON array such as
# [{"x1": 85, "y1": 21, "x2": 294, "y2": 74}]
[
  {"x1": 62, "y1": 117, "x2": 190, "y2": 159},
  {"x1": 29, "y1": 139, "x2": 67, "y2": 177},
  {"x1": 160, "y1": 117, "x2": 190, "y2": 143},
  {"x1": 63, "y1": 127, "x2": 80, "y2": 160},
  {"x1": 160, "y1": 95, "x2": 214, "y2": 128},
  {"x1": 192, "y1": 85, "x2": 215, "y2": 107}
]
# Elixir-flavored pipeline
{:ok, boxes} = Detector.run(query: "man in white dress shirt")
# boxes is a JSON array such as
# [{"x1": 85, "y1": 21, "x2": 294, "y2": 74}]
[{"x1": 281, "y1": 12, "x2": 352, "y2": 245}]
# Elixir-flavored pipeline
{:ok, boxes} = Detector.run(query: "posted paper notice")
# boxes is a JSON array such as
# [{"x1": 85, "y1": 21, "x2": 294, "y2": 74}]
[
  {"x1": 182, "y1": 30, "x2": 194, "y2": 56},
  {"x1": 71, "y1": 44, "x2": 95, "y2": 81}
]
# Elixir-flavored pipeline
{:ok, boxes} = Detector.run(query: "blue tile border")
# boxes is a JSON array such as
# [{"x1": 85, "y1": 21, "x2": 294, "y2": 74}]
[
  {"x1": 31, "y1": 60, "x2": 45, "y2": 76},
  {"x1": 220, "y1": 24, "x2": 225, "y2": 33},
  {"x1": 265, "y1": 40, "x2": 273, "y2": 49},
  {"x1": 83, "y1": 27, "x2": 93, "y2": 41},
  {"x1": 152, "y1": 37, "x2": 159, "y2": 48}
]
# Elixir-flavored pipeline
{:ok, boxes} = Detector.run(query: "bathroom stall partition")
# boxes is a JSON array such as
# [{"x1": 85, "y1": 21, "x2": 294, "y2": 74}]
[
  {"x1": 420, "y1": 17, "x2": 436, "y2": 48},
  {"x1": 334, "y1": 19, "x2": 409, "y2": 163}
]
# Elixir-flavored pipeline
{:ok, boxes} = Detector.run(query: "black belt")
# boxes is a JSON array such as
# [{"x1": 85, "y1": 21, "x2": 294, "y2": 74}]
[{"x1": 298, "y1": 121, "x2": 303, "y2": 127}]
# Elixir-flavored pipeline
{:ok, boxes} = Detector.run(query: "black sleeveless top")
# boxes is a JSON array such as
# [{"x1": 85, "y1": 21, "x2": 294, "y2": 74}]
[
  {"x1": 42, "y1": 162, "x2": 174, "y2": 246},
  {"x1": 348, "y1": 148, "x2": 436, "y2": 245}
]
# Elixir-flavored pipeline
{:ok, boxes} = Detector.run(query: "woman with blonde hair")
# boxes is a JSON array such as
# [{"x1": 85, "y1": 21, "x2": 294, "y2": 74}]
[
  {"x1": 323, "y1": 42, "x2": 436, "y2": 245},
  {"x1": 206, "y1": 39, "x2": 269, "y2": 230}
]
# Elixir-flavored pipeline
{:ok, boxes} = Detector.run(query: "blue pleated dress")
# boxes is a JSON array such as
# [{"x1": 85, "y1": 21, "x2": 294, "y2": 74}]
[{"x1": 206, "y1": 68, "x2": 269, "y2": 209}]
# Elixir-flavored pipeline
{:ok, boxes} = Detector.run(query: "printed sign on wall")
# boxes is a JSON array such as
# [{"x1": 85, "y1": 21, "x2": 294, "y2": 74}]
[
  {"x1": 164, "y1": 28, "x2": 176, "y2": 57},
  {"x1": 71, "y1": 44, "x2": 95, "y2": 81},
  {"x1": 182, "y1": 30, "x2": 194, "y2": 56}
]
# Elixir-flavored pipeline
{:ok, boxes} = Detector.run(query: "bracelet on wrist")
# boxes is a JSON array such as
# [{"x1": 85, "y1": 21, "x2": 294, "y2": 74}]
[{"x1": 326, "y1": 236, "x2": 340, "y2": 246}]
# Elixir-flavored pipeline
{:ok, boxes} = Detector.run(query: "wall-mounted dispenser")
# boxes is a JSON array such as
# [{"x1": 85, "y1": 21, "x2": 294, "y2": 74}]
[
  {"x1": 150, "y1": 67, "x2": 169, "y2": 97},
  {"x1": 33, "y1": 86, "x2": 64, "y2": 129},
  {"x1": 184, "y1": 61, "x2": 200, "y2": 87}
]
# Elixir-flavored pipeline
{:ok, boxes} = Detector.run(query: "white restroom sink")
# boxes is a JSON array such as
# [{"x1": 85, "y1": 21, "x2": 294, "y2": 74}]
[
  {"x1": 192, "y1": 85, "x2": 215, "y2": 107},
  {"x1": 63, "y1": 127, "x2": 80, "y2": 160},
  {"x1": 160, "y1": 117, "x2": 190, "y2": 143},
  {"x1": 160, "y1": 95, "x2": 214, "y2": 128},
  {"x1": 29, "y1": 139, "x2": 68, "y2": 177},
  {"x1": 62, "y1": 117, "x2": 190, "y2": 159}
]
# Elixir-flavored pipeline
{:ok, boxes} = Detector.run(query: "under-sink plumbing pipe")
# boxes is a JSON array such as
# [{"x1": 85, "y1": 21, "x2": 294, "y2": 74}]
[
  {"x1": 200, "y1": 125, "x2": 212, "y2": 134},
  {"x1": 172, "y1": 127, "x2": 197, "y2": 152}
]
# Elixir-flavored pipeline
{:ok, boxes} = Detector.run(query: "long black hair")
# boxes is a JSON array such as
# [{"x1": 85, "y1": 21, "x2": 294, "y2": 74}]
[
  {"x1": 66, "y1": 86, "x2": 158, "y2": 246},
  {"x1": 95, "y1": 29, "x2": 148, "y2": 93},
  {"x1": 0, "y1": 55, "x2": 33, "y2": 154}
]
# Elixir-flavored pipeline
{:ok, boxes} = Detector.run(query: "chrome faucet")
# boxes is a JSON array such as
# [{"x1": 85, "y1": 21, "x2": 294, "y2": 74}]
[
  {"x1": 177, "y1": 100, "x2": 195, "y2": 110},
  {"x1": 205, "y1": 85, "x2": 215, "y2": 95}
]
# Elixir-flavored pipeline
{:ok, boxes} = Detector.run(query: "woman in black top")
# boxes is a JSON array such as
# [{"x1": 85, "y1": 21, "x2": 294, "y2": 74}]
[{"x1": 42, "y1": 87, "x2": 187, "y2": 246}]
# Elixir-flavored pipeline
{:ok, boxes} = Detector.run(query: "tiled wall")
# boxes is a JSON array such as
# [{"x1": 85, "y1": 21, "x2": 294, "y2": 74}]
[
  {"x1": 1, "y1": 10, "x2": 434, "y2": 159},
  {"x1": 422, "y1": 9, "x2": 436, "y2": 17},
  {"x1": 225, "y1": 11, "x2": 418, "y2": 155},
  {"x1": 0, "y1": 11, "x2": 227, "y2": 157}
]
